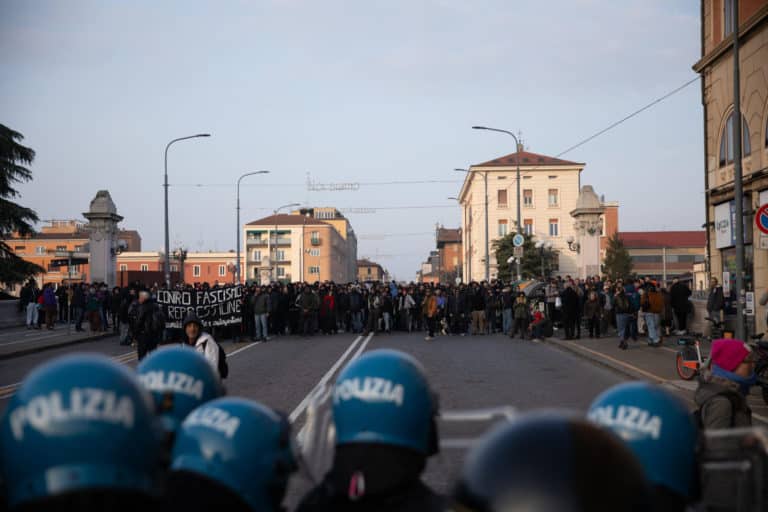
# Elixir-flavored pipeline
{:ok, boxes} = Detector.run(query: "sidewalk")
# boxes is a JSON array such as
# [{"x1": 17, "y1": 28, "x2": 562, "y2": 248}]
[
  {"x1": 541, "y1": 330, "x2": 768, "y2": 425},
  {"x1": 0, "y1": 324, "x2": 117, "y2": 359}
]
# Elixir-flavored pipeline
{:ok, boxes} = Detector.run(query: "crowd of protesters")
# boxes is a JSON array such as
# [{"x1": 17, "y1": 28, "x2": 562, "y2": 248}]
[{"x1": 17, "y1": 273, "x2": 707, "y2": 350}]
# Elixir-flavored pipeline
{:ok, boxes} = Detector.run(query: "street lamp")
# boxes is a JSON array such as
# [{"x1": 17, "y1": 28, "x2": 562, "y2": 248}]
[
  {"x1": 236, "y1": 170, "x2": 270, "y2": 284},
  {"x1": 455, "y1": 168, "x2": 490, "y2": 282},
  {"x1": 272, "y1": 202, "x2": 301, "y2": 283},
  {"x1": 472, "y1": 126, "x2": 522, "y2": 282},
  {"x1": 164, "y1": 133, "x2": 210, "y2": 288}
]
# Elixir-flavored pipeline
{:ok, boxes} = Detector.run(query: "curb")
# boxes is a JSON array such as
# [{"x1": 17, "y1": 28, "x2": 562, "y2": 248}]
[
  {"x1": 0, "y1": 332, "x2": 118, "y2": 360},
  {"x1": 540, "y1": 337, "x2": 665, "y2": 384}
]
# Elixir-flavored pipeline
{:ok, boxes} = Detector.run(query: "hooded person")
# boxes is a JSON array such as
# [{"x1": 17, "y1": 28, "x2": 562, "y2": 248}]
[
  {"x1": 694, "y1": 338, "x2": 755, "y2": 429},
  {"x1": 182, "y1": 313, "x2": 222, "y2": 378},
  {"x1": 296, "y1": 349, "x2": 445, "y2": 512}
]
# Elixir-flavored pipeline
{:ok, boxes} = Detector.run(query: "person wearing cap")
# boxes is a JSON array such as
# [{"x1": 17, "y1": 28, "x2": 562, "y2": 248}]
[{"x1": 694, "y1": 338, "x2": 756, "y2": 429}]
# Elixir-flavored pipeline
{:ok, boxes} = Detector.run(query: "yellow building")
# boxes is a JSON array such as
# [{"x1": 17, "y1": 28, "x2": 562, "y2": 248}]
[
  {"x1": 458, "y1": 149, "x2": 585, "y2": 281},
  {"x1": 243, "y1": 207, "x2": 358, "y2": 284},
  {"x1": 693, "y1": 0, "x2": 768, "y2": 333}
]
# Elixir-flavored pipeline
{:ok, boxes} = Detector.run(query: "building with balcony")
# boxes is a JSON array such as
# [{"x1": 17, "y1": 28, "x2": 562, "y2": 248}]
[
  {"x1": 457, "y1": 149, "x2": 585, "y2": 281},
  {"x1": 693, "y1": 0, "x2": 768, "y2": 333},
  {"x1": 244, "y1": 208, "x2": 358, "y2": 284}
]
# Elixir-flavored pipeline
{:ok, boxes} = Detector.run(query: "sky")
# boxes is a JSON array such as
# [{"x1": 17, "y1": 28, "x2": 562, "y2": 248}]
[{"x1": 0, "y1": 0, "x2": 703, "y2": 280}]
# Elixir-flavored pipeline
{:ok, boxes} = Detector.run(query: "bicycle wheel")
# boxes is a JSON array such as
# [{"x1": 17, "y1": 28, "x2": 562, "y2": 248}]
[{"x1": 676, "y1": 347, "x2": 698, "y2": 381}]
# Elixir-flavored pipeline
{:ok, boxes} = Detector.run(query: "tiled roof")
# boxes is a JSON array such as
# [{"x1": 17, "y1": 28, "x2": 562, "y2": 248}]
[
  {"x1": 619, "y1": 231, "x2": 706, "y2": 248},
  {"x1": 474, "y1": 150, "x2": 582, "y2": 167},
  {"x1": 246, "y1": 214, "x2": 328, "y2": 226},
  {"x1": 357, "y1": 259, "x2": 383, "y2": 268}
]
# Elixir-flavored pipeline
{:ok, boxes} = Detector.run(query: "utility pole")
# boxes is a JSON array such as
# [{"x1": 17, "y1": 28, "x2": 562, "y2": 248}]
[{"x1": 732, "y1": 0, "x2": 746, "y2": 340}]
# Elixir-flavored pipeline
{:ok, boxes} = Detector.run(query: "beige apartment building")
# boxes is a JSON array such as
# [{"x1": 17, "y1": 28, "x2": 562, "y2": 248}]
[
  {"x1": 458, "y1": 149, "x2": 585, "y2": 281},
  {"x1": 693, "y1": 0, "x2": 768, "y2": 333},
  {"x1": 243, "y1": 207, "x2": 358, "y2": 284}
]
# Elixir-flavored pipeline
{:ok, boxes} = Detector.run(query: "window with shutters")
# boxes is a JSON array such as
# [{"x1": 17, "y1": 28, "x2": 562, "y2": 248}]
[
  {"x1": 523, "y1": 189, "x2": 533, "y2": 207},
  {"x1": 498, "y1": 219, "x2": 508, "y2": 236},
  {"x1": 523, "y1": 219, "x2": 534, "y2": 236},
  {"x1": 497, "y1": 189, "x2": 507, "y2": 208}
]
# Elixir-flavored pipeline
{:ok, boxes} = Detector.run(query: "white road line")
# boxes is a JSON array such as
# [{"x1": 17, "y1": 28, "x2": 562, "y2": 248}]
[
  {"x1": 227, "y1": 341, "x2": 262, "y2": 358},
  {"x1": 289, "y1": 335, "x2": 365, "y2": 423}
]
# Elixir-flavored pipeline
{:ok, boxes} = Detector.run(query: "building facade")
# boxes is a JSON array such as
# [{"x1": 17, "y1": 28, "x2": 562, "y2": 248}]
[
  {"x1": 619, "y1": 231, "x2": 707, "y2": 282},
  {"x1": 357, "y1": 259, "x2": 385, "y2": 282},
  {"x1": 694, "y1": 0, "x2": 768, "y2": 333},
  {"x1": 458, "y1": 150, "x2": 585, "y2": 281},
  {"x1": 244, "y1": 208, "x2": 358, "y2": 284},
  {"x1": 4, "y1": 220, "x2": 141, "y2": 289},
  {"x1": 117, "y1": 251, "x2": 242, "y2": 287}
]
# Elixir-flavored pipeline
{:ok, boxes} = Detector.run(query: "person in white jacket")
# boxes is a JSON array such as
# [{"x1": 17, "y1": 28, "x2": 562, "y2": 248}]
[{"x1": 182, "y1": 313, "x2": 220, "y2": 376}]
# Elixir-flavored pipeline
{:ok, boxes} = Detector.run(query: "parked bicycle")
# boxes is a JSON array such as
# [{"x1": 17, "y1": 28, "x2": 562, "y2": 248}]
[{"x1": 674, "y1": 317, "x2": 723, "y2": 381}]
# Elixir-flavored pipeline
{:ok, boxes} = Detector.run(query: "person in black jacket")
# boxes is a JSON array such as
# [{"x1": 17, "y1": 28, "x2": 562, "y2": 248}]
[
  {"x1": 706, "y1": 277, "x2": 725, "y2": 325},
  {"x1": 132, "y1": 291, "x2": 162, "y2": 360},
  {"x1": 670, "y1": 278, "x2": 692, "y2": 334},
  {"x1": 560, "y1": 282, "x2": 580, "y2": 340}
]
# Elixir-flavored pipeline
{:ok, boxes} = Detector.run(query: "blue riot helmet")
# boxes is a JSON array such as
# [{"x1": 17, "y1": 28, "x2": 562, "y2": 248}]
[
  {"x1": 332, "y1": 349, "x2": 439, "y2": 455},
  {"x1": 168, "y1": 397, "x2": 297, "y2": 512},
  {"x1": 136, "y1": 345, "x2": 224, "y2": 435},
  {"x1": 588, "y1": 382, "x2": 699, "y2": 509},
  {"x1": 0, "y1": 354, "x2": 163, "y2": 510},
  {"x1": 452, "y1": 411, "x2": 651, "y2": 512}
]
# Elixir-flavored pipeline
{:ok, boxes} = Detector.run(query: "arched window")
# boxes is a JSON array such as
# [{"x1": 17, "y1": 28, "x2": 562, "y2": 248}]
[{"x1": 719, "y1": 111, "x2": 751, "y2": 167}]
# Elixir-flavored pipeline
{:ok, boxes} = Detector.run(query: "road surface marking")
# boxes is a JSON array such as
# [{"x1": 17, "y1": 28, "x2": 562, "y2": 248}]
[
  {"x1": 289, "y1": 334, "x2": 367, "y2": 423},
  {"x1": 228, "y1": 341, "x2": 262, "y2": 358}
]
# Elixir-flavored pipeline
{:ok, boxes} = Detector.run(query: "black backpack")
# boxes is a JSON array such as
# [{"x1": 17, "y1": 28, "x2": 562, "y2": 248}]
[{"x1": 204, "y1": 339, "x2": 229, "y2": 379}]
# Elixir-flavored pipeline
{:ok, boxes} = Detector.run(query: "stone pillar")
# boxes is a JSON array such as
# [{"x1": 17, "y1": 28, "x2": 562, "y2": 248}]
[
  {"x1": 83, "y1": 191, "x2": 123, "y2": 287},
  {"x1": 570, "y1": 185, "x2": 605, "y2": 280}
]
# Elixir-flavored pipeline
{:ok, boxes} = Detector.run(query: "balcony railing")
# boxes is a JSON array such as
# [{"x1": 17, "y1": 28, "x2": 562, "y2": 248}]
[{"x1": 311, "y1": 238, "x2": 321, "y2": 246}]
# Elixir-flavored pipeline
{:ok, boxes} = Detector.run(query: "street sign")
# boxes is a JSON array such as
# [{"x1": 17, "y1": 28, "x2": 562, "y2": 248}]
[
  {"x1": 756, "y1": 204, "x2": 768, "y2": 235},
  {"x1": 746, "y1": 291, "x2": 755, "y2": 316},
  {"x1": 513, "y1": 247, "x2": 524, "y2": 258},
  {"x1": 512, "y1": 234, "x2": 525, "y2": 247},
  {"x1": 49, "y1": 258, "x2": 88, "y2": 268}
]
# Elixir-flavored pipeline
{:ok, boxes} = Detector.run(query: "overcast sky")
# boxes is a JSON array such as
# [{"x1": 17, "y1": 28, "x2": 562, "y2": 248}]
[{"x1": 1, "y1": 0, "x2": 702, "y2": 280}]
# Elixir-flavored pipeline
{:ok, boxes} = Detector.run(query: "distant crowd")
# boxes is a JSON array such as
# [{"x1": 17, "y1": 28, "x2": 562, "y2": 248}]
[{"x1": 18, "y1": 274, "x2": 722, "y2": 349}]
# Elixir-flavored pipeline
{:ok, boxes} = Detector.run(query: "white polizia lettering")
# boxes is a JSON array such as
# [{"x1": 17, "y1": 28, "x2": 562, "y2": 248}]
[
  {"x1": 9, "y1": 388, "x2": 135, "y2": 441},
  {"x1": 588, "y1": 405, "x2": 662, "y2": 441},
  {"x1": 138, "y1": 371, "x2": 204, "y2": 400},
  {"x1": 183, "y1": 407, "x2": 240, "y2": 438},
  {"x1": 333, "y1": 377, "x2": 405, "y2": 407}
]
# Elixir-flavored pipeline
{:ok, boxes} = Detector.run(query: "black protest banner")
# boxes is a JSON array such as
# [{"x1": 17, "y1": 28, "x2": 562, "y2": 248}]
[{"x1": 157, "y1": 285, "x2": 243, "y2": 329}]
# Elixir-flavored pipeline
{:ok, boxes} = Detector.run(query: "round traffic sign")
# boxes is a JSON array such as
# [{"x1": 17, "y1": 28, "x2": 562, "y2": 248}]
[
  {"x1": 512, "y1": 234, "x2": 525, "y2": 247},
  {"x1": 756, "y1": 204, "x2": 768, "y2": 235}
]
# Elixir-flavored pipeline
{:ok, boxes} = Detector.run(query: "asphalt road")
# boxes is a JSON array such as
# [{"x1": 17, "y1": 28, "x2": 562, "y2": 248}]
[{"x1": 0, "y1": 330, "x2": 625, "y2": 505}]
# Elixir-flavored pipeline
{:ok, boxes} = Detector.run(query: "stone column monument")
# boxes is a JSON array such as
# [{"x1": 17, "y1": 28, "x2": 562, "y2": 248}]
[
  {"x1": 570, "y1": 185, "x2": 605, "y2": 280},
  {"x1": 83, "y1": 190, "x2": 123, "y2": 287}
]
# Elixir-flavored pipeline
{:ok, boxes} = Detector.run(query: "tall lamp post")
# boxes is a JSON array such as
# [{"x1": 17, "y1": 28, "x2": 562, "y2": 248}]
[
  {"x1": 454, "y1": 169, "x2": 489, "y2": 281},
  {"x1": 472, "y1": 126, "x2": 522, "y2": 282},
  {"x1": 236, "y1": 171, "x2": 270, "y2": 284},
  {"x1": 271, "y1": 202, "x2": 300, "y2": 283},
  {"x1": 164, "y1": 133, "x2": 210, "y2": 287}
]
